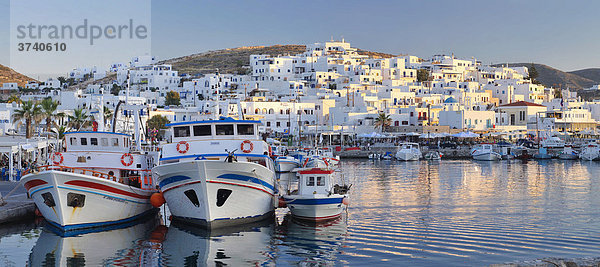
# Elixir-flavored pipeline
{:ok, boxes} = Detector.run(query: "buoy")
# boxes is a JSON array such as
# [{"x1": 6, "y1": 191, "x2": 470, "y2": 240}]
[
  {"x1": 342, "y1": 197, "x2": 350, "y2": 205},
  {"x1": 150, "y1": 192, "x2": 166, "y2": 208},
  {"x1": 278, "y1": 197, "x2": 287, "y2": 208}
]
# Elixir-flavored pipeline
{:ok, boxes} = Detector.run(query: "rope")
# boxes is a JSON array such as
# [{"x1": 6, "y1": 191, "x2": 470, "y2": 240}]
[{"x1": 0, "y1": 180, "x2": 24, "y2": 206}]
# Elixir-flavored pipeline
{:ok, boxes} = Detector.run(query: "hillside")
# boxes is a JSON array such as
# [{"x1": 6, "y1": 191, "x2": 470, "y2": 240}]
[
  {"x1": 568, "y1": 68, "x2": 600, "y2": 84},
  {"x1": 161, "y1": 45, "x2": 395, "y2": 76},
  {"x1": 0, "y1": 64, "x2": 37, "y2": 87},
  {"x1": 504, "y1": 63, "x2": 596, "y2": 90}
]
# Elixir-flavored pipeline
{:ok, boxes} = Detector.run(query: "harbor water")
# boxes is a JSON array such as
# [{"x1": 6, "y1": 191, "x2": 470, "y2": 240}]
[{"x1": 2, "y1": 159, "x2": 600, "y2": 266}]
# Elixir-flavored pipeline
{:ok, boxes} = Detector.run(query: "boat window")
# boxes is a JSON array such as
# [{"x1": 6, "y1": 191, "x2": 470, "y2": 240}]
[
  {"x1": 112, "y1": 138, "x2": 119, "y2": 147},
  {"x1": 174, "y1": 126, "x2": 191, "y2": 137},
  {"x1": 307, "y1": 176, "x2": 315, "y2": 186},
  {"x1": 237, "y1": 124, "x2": 255, "y2": 135},
  {"x1": 101, "y1": 138, "x2": 108, "y2": 146},
  {"x1": 215, "y1": 124, "x2": 234, "y2": 135},
  {"x1": 193, "y1": 125, "x2": 212, "y2": 136},
  {"x1": 90, "y1": 138, "x2": 98, "y2": 146},
  {"x1": 317, "y1": 176, "x2": 325, "y2": 186},
  {"x1": 70, "y1": 137, "x2": 77, "y2": 145},
  {"x1": 80, "y1": 138, "x2": 88, "y2": 146}
]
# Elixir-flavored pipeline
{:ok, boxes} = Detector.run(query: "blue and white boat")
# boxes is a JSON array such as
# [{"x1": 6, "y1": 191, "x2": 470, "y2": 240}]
[
  {"x1": 283, "y1": 168, "x2": 350, "y2": 222},
  {"x1": 153, "y1": 117, "x2": 277, "y2": 228},
  {"x1": 275, "y1": 156, "x2": 301, "y2": 173}
]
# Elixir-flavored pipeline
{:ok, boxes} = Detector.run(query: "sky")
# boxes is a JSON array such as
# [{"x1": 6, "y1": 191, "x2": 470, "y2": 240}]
[{"x1": 1, "y1": 0, "x2": 599, "y2": 78}]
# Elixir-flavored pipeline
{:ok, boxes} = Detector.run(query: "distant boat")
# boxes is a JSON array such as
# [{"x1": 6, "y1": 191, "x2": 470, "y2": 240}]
[
  {"x1": 395, "y1": 143, "x2": 422, "y2": 161},
  {"x1": 424, "y1": 151, "x2": 443, "y2": 160},
  {"x1": 558, "y1": 146, "x2": 578, "y2": 160},
  {"x1": 275, "y1": 156, "x2": 301, "y2": 172},
  {"x1": 534, "y1": 147, "x2": 553, "y2": 159},
  {"x1": 471, "y1": 144, "x2": 501, "y2": 161}
]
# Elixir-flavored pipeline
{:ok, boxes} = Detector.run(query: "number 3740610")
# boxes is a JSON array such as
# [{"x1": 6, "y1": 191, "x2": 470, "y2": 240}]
[{"x1": 17, "y1": 43, "x2": 66, "y2": 52}]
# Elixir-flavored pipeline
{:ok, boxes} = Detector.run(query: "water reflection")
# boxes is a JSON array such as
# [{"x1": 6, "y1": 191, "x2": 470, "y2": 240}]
[{"x1": 29, "y1": 216, "x2": 160, "y2": 266}]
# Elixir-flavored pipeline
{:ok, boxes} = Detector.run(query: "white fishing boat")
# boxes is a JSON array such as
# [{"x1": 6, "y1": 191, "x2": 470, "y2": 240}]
[
  {"x1": 580, "y1": 142, "x2": 600, "y2": 161},
  {"x1": 153, "y1": 117, "x2": 277, "y2": 228},
  {"x1": 312, "y1": 147, "x2": 340, "y2": 166},
  {"x1": 21, "y1": 131, "x2": 158, "y2": 231},
  {"x1": 424, "y1": 151, "x2": 443, "y2": 160},
  {"x1": 471, "y1": 144, "x2": 501, "y2": 161},
  {"x1": 282, "y1": 168, "x2": 350, "y2": 222},
  {"x1": 395, "y1": 143, "x2": 422, "y2": 161},
  {"x1": 558, "y1": 145, "x2": 579, "y2": 160},
  {"x1": 275, "y1": 156, "x2": 301, "y2": 173}
]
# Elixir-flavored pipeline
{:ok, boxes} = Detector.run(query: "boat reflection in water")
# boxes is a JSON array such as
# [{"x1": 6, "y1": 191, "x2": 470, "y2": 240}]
[
  {"x1": 160, "y1": 219, "x2": 276, "y2": 266},
  {"x1": 28, "y1": 215, "x2": 160, "y2": 266},
  {"x1": 276, "y1": 214, "x2": 348, "y2": 265}
]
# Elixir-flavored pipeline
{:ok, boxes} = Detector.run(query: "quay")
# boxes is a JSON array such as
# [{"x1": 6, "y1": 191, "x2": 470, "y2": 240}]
[
  {"x1": 336, "y1": 146, "x2": 476, "y2": 159},
  {"x1": 0, "y1": 181, "x2": 35, "y2": 224}
]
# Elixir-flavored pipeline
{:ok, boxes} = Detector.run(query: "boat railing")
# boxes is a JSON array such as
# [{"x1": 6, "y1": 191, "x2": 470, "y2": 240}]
[{"x1": 24, "y1": 165, "x2": 117, "y2": 181}]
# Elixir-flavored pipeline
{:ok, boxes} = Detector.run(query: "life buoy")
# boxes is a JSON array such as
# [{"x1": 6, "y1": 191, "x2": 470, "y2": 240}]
[
  {"x1": 51, "y1": 152, "x2": 63, "y2": 165},
  {"x1": 176, "y1": 141, "x2": 190, "y2": 154},
  {"x1": 241, "y1": 140, "x2": 253, "y2": 153},
  {"x1": 121, "y1": 153, "x2": 134, "y2": 166}
]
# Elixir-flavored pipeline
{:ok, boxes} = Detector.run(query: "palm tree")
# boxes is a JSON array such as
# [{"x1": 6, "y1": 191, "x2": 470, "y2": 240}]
[
  {"x1": 12, "y1": 100, "x2": 43, "y2": 138},
  {"x1": 7, "y1": 95, "x2": 21, "y2": 105},
  {"x1": 68, "y1": 108, "x2": 92, "y2": 130},
  {"x1": 40, "y1": 98, "x2": 64, "y2": 133},
  {"x1": 52, "y1": 125, "x2": 70, "y2": 140},
  {"x1": 374, "y1": 112, "x2": 392, "y2": 132}
]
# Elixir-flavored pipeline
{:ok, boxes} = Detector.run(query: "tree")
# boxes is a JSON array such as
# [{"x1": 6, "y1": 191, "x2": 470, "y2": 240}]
[
  {"x1": 12, "y1": 100, "x2": 43, "y2": 138},
  {"x1": 40, "y1": 97, "x2": 64, "y2": 133},
  {"x1": 554, "y1": 88, "x2": 563, "y2": 99},
  {"x1": 103, "y1": 106, "x2": 113, "y2": 122},
  {"x1": 7, "y1": 95, "x2": 21, "y2": 104},
  {"x1": 52, "y1": 125, "x2": 70, "y2": 140},
  {"x1": 146, "y1": 115, "x2": 170, "y2": 139},
  {"x1": 110, "y1": 84, "x2": 121, "y2": 96},
  {"x1": 528, "y1": 63, "x2": 539, "y2": 81},
  {"x1": 57, "y1": 76, "x2": 67, "y2": 85},
  {"x1": 165, "y1": 91, "x2": 181, "y2": 106},
  {"x1": 68, "y1": 108, "x2": 91, "y2": 130},
  {"x1": 417, "y1": 69, "x2": 430, "y2": 83},
  {"x1": 374, "y1": 112, "x2": 392, "y2": 132}
]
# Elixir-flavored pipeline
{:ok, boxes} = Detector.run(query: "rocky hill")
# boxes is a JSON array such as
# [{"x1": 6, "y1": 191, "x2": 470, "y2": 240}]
[
  {"x1": 568, "y1": 68, "x2": 600, "y2": 84},
  {"x1": 500, "y1": 63, "x2": 597, "y2": 91},
  {"x1": 160, "y1": 45, "x2": 395, "y2": 76},
  {"x1": 0, "y1": 64, "x2": 37, "y2": 87}
]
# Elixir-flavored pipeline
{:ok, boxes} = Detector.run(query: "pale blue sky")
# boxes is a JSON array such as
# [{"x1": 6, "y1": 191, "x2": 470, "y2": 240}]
[{"x1": 1, "y1": 0, "x2": 599, "y2": 75}]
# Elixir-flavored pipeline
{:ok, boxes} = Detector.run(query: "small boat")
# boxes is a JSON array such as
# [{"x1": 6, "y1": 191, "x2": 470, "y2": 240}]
[
  {"x1": 313, "y1": 147, "x2": 340, "y2": 166},
  {"x1": 283, "y1": 167, "x2": 350, "y2": 222},
  {"x1": 368, "y1": 153, "x2": 379, "y2": 160},
  {"x1": 514, "y1": 149, "x2": 533, "y2": 160},
  {"x1": 471, "y1": 144, "x2": 501, "y2": 161},
  {"x1": 21, "y1": 131, "x2": 158, "y2": 231},
  {"x1": 153, "y1": 117, "x2": 277, "y2": 228},
  {"x1": 424, "y1": 151, "x2": 443, "y2": 160},
  {"x1": 580, "y1": 143, "x2": 600, "y2": 161},
  {"x1": 381, "y1": 152, "x2": 394, "y2": 160},
  {"x1": 558, "y1": 146, "x2": 579, "y2": 160},
  {"x1": 395, "y1": 143, "x2": 422, "y2": 161},
  {"x1": 275, "y1": 156, "x2": 301, "y2": 172},
  {"x1": 533, "y1": 147, "x2": 553, "y2": 159}
]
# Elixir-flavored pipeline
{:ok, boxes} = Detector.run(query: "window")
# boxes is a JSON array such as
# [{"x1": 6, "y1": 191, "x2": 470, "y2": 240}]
[
  {"x1": 112, "y1": 138, "x2": 119, "y2": 146},
  {"x1": 90, "y1": 138, "x2": 98, "y2": 146},
  {"x1": 80, "y1": 138, "x2": 88, "y2": 145},
  {"x1": 317, "y1": 176, "x2": 325, "y2": 186},
  {"x1": 215, "y1": 124, "x2": 234, "y2": 135},
  {"x1": 70, "y1": 137, "x2": 77, "y2": 145},
  {"x1": 276, "y1": 122, "x2": 281, "y2": 127},
  {"x1": 174, "y1": 126, "x2": 191, "y2": 137},
  {"x1": 267, "y1": 122, "x2": 271, "y2": 127},
  {"x1": 193, "y1": 125, "x2": 212, "y2": 136},
  {"x1": 307, "y1": 177, "x2": 315, "y2": 186},
  {"x1": 237, "y1": 124, "x2": 254, "y2": 135},
  {"x1": 101, "y1": 138, "x2": 108, "y2": 146}
]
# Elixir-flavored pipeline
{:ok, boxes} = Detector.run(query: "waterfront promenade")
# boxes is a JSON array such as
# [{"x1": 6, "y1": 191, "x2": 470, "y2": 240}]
[{"x1": 0, "y1": 181, "x2": 34, "y2": 224}]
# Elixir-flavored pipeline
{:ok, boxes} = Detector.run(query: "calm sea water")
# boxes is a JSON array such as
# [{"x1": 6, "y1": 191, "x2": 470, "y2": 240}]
[{"x1": 2, "y1": 159, "x2": 600, "y2": 266}]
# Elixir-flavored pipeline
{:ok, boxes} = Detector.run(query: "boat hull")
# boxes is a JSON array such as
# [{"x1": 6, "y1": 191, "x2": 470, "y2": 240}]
[
  {"x1": 472, "y1": 152, "x2": 501, "y2": 161},
  {"x1": 21, "y1": 170, "x2": 156, "y2": 231},
  {"x1": 283, "y1": 195, "x2": 346, "y2": 222},
  {"x1": 395, "y1": 151, "x2": 421, "y2": 161},
  {"x1": 275, "y1": 157, "x2": 301, "y2": 172},
  {"x1": 154, "y1": 160, "x2": 276, "y2": 228}
]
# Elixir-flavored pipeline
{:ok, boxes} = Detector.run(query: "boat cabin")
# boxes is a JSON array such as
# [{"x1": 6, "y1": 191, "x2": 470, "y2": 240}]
[
  {"x1": 168, "y1": 118, "x2": 260, "y2": 142},
  {"x1": 400, "y1": 143, "x2": 420, "y2": 150},
  {"x1": 65, "y1": 132, "x2": 131, "y2": 153},
  {"x1": 295, "y1": 168, "x2": 334, "y2": 195}
]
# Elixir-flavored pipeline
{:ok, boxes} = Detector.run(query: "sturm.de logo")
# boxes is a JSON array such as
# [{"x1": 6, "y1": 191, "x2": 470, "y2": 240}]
[{"x1": 15, "y1": 19, "x2": 148, "y2": 45}]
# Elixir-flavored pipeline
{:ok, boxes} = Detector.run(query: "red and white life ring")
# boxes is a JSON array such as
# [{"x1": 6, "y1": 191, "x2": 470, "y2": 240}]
[
  {"x1": 176, "y1": 141, "x2": 190, "y2": 154},
  {"x1": 51, "y1": 152, "x2": 63, "y2": 165},
  {"x1": 241, "y1": 140, "x2": 253, "y2": 153},
  {"x1": 121, "y1": 153, "x2": 134, "y2": 166}
]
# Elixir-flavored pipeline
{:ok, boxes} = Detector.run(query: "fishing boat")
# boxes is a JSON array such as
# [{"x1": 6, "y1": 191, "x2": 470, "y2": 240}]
[
  {"x1": 395, "y1": 143, "x2": 422, "y2": 161},
  {"x1": 558, "y1": 145, "x2": 579, "y2": 160},
  {"x1": 471, "y1": 144, "x2": 501, "y2": 161},
  {"x1": 282, "y1": 167, "x2": 350, "y2": 222},
  {"x1": 580, "y1": 142, "x2": 600, "y2": 161},
  {"x1": 533, "y1": 147, "x2": 553, "y2": 159},
  {"x1": 20, "y1": 131, "x2": 158, "y2": 231},
  {"x1": 424, "y1": 151, "x2": 443, "y2": 160},
  {"x1": 153, "y1": 117, "x2": 277, "y2": 228},
  {"x1": 275, "y1": 156, "x2": 301, "y2": 172}
]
